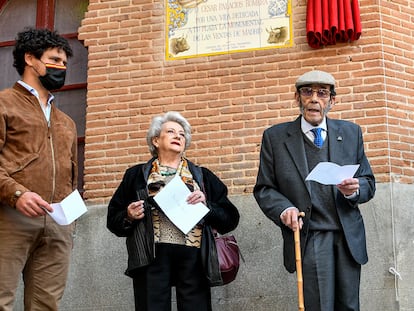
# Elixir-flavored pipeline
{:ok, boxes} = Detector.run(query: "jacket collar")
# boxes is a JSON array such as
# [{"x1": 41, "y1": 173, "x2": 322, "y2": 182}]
[
  {"x1": 285, "y1": 116, "x2": 309, "y2": 182},
  {"x1": 326, "y1": 118, "x2": 345, "y2": 165}
]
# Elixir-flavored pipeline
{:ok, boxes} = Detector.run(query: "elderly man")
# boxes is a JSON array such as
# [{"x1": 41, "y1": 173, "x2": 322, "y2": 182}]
[{"x1": 254, "y1": 70, "x2": 376, "y2": 311}]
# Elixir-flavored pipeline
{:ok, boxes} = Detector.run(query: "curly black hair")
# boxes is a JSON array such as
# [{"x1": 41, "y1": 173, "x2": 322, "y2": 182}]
[{"x1": 13, "y1": 27, "x2": 73, "y2": 76}]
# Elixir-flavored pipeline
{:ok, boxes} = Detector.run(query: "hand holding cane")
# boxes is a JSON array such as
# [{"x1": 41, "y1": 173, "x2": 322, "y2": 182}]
[{"x1": 294, "y1": 212, "x2": 305, "y2": 311}]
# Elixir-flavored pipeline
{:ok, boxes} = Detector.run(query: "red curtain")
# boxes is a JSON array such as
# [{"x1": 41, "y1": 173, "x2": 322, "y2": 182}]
[{"x1": 306, "y1": 0, "x2": 362, "y2": 48}]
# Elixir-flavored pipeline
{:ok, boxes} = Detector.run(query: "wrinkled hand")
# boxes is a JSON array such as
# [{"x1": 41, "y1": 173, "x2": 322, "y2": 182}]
[
  {"x1": 337, "y1": 177, "x2": 359, "y2": 196},
  {"x1": 186, "y1": 190, "x2": 206, "y2": 205},
  {"x1": 15, "y1": 191, "x2": 52, "y2": 217},
  {"x1": 127, "y1": 200, "x2": 145, "y2": 221},
  {"x1": 280, "y1": 208, "x2": 304, "y2": 232}
]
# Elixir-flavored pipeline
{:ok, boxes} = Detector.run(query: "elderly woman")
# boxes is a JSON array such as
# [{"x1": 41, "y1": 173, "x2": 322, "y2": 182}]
[{"x1": 107, "y1": 111, "x2": 240, "y2": 311}]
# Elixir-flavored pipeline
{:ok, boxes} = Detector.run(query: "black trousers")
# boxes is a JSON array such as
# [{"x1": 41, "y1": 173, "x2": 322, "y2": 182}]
[
  {"x1": 303, "y1": 231, "x2": 361, "y2": 311},
  {"x1": 132, "y1": 243, "x2": 212, "y2": 311}
]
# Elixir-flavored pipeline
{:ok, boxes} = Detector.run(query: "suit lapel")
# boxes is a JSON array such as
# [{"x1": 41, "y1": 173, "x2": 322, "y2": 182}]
[
  {"x1": 327, "y1": 118, "x2": 344, "y2": 165},
  {"x1": 285, "y1": 117, "x2": 310, "y2": 186}
]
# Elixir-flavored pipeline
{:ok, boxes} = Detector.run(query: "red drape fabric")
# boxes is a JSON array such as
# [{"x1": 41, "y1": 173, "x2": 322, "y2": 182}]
[{"x1": 306, "y1": 0, "x2": 362, "y2": 48}]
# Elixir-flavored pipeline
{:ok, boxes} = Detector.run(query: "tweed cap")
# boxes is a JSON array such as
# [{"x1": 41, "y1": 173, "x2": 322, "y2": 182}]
[{"x1": 295, "y1": 70, "x2": 336, "y2": 88}]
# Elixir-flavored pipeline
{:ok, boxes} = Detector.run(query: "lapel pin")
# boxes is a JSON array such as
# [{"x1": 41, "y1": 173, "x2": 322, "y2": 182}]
[{"x1": 337, "y1": 136, "x2": 343, "y2": 141}]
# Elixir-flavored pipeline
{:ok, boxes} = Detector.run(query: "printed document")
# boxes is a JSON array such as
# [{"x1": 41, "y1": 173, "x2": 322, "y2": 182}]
[
  {"x1": 48, "y1": 189, "x2": 87, "y2": 225},
  {"x1": 305, "y1": 162, "x2": 360, "y2": 185},
  {"x1": 154, "y1": 175, "x2": 209, "y2": 234}
]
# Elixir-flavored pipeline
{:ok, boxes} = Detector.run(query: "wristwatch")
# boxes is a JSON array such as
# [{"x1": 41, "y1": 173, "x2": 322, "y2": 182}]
[{"x1": 11, "y1": 190, "x2": 26, "y2": 208}]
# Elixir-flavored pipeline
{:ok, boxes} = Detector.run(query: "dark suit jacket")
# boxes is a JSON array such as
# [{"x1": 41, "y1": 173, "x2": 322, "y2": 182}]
[{"x1": 254, "y1": 116, "x2": 375, "y2": 273}]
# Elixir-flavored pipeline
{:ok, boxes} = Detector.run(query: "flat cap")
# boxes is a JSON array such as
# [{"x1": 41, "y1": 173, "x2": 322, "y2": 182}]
[{"x1": 295, "y1": 70, "x2": 336, "y2": 88}]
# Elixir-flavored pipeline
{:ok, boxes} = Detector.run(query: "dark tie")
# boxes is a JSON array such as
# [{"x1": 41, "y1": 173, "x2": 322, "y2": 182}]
[{"x1": 311, "y1": 128, "x2": 323, "y2": 147}]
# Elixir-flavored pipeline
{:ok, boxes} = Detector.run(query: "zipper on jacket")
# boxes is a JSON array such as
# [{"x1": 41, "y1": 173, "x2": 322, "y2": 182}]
[{"x1": 48, "y1": 127, "x2": 56, "y2": 203}]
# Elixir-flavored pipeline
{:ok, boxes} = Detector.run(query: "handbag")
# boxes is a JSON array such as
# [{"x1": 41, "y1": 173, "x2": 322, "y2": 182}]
[
  {"x1": 201, "y1": 225, "x2": 241, "y2": 286},
  {"x1": 215, "y1": 233, "x2": 240, "y2": 285}
]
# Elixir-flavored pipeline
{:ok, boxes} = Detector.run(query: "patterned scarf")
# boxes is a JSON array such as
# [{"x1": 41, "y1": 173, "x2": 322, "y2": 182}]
[{"x1": 147, "y1": 158, "x2": 203, "y2": 248}]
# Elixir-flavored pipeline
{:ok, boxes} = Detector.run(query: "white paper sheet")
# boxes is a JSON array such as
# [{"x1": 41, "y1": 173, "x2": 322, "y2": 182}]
[
  {"x1": 305, "y1": 162, "x2": 360, "y2": 185},
  {"x1": 48, "y1": 189, "x2": 87, "y2": 225},
  {"x1": 153, "y1": 175, "x2": 209, "y2": 234}
]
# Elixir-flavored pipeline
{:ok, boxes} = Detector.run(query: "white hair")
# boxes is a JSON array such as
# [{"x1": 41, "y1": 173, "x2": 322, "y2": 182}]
[{"x1": 146, "y1": 111, "x2": 192, "y2": 157}]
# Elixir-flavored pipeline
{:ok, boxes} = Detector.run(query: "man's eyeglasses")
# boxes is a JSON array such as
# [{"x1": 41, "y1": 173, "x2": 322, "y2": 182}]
[{"x1": 299, "y1": 87, "x2": 331, "y2": 98}]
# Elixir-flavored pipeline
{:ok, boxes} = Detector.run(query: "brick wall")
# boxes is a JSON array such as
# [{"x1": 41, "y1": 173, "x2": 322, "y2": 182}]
[{"x1": 78, "y1": 0, "x2": 414, "y2": 204}]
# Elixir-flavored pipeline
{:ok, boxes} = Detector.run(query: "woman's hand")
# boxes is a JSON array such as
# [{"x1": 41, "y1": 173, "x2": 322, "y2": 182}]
[
  {"x1": 186, "y1": 190, "x2": 206, "y2": 205},
  {"x1": 127, "y1": 200, "x2": 145, "y2": 221}
]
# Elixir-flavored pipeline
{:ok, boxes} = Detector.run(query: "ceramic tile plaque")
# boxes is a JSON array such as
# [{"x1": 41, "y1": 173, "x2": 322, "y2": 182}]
[{"x1": 166, "y1": 0, "x2": 292, "y2": 60}]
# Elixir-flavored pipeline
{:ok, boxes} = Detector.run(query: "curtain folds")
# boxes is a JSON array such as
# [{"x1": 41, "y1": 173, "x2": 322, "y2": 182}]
[{"x1": 306, "y1": 0, "x2": 362, "y2": 48}]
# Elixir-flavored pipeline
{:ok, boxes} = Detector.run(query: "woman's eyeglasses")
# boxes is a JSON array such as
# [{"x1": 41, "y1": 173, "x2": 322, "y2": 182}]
[{"x1": 299, "y1": 87, "x2": 331, "y2": 98}]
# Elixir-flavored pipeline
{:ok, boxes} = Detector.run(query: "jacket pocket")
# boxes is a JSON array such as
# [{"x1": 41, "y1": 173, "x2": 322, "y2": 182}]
[{"x1": 7, "y1": 153, "x2": 39, "y2": 175}]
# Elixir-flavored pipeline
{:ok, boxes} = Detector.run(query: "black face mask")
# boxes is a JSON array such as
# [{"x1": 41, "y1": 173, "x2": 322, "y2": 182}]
[{"x1": 39, "y1": 63, "x2": 67, "y2": 90}]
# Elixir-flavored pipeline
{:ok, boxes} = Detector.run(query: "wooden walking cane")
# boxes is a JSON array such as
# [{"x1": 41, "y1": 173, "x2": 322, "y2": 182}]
[{"x1": 294, "y1": 212, "x2": 305, "y2": 311}]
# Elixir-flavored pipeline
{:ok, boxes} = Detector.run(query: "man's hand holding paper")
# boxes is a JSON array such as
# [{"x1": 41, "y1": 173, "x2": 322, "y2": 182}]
[{"x1": 336, "y1": 177, "x2": 360, "y2": 197}]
